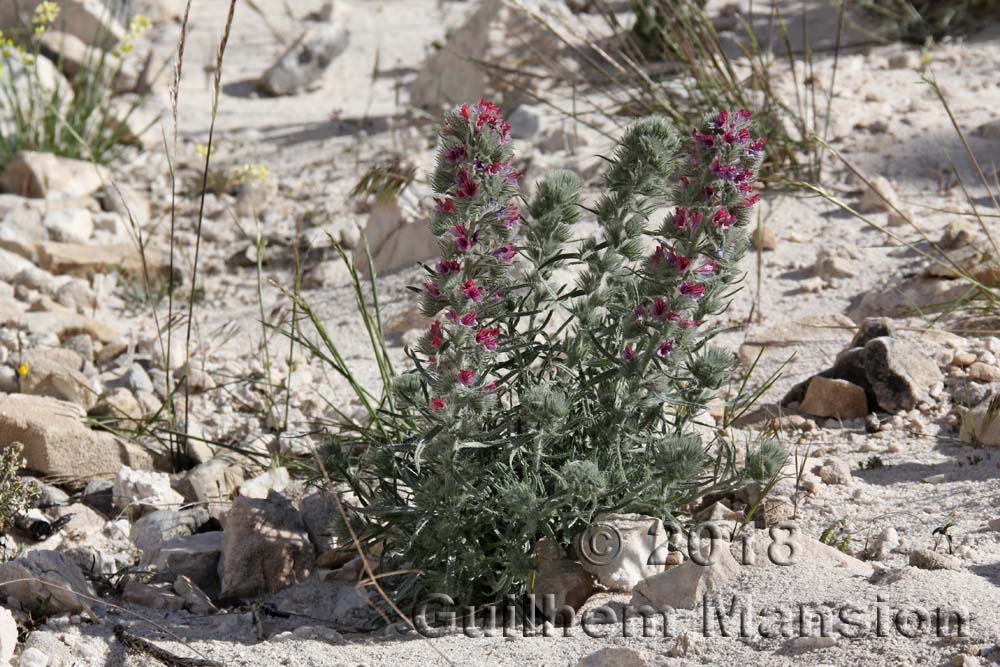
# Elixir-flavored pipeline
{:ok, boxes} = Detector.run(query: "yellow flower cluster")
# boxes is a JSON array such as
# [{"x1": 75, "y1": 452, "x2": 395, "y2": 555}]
[
  {"x1": 114, "y1": 14, "x2": 152, "y2": 57},
  {"x1": 32, "y1": 1, "x2": 60, "y2": 35},
  {"x1": 0, "y1": 30, "x2": 31, "y2": 74},
  {"x1": 232, "y1": 163, "x2": 271, "y2": 185}
]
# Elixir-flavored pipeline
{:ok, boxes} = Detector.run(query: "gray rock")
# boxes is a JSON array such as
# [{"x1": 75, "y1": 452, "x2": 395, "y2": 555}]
[
  {"x1": 847, "y1": 317, "x2": 895, "y2": 350},
  {"x1": 257, "y1": 25, "x2": 349, "y2": 96},
  {"x1": 631, "y1": 543, "x2": 739, "y2": 610},
  {"x1": 300, "y1": 491, "x2": 341, "y2": 555},
  {"x1": 219, "y1": 491, "x2": 313, "y2": 599},
  {"x1": 0, "y1": 151, "x2": 107, "y2": 199},
  {"x1": 123, "y1": 580, "x2": 185, "y2": 611},
  {"x1": 818, "y1": 457, "x2": 853, "y2": 486},
  {"x1": 909, "y1": 548, "x2": 961, "y2": 570},
  {"x1": 126, "y1": 363, "x2": 154, "y2": 394},
  {"x1": 133, "y1": 507, "x2": 211, "y2": 560},
  {"x1": 0, "y1": 393, "x2": 152, "y2": 484},
  {"x1": 533, "y1": 558, "x2": 594, "y2": 619},
  {"x1": 577, "y1": 513, "x2": 668, "y2": 592},
  {"x1": 0, "y1": 550, "x2": 94, "y2": 617},
  {"x1": 174, "y1": 575, "x2": 217, "y2": 614},
  {"x1": 0, "y1": 0, "x2": 125, "y2": 47},
  {"x1": 150, "y1": 532, "x2": 222, "y2": 593},
  {"x1": 508, "y1": 104, "x2": 543, "y2": 137},
  {"x1": 174, "y1": 459, "x2": 244, "y2": 520},
  {"x1": 864, "y1": 337, "x2": 943, "y2": 412},
  {"x1": 43, "y1": 208, "x2": 94, "y2": 243}
]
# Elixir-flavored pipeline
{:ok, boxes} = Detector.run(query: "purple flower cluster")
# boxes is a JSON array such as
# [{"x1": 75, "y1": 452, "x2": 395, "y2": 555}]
[
  {"x1": 419, "y1": 100, "x2": 523, "y2": 415},
  {"x1": 626, "y1": 109, "x2": 764, "y2": 366}
]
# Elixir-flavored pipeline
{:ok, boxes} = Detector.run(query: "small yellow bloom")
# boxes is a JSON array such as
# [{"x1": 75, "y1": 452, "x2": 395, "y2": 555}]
[
  {"x1": 32, "y1": 2, "x2": 59, "y2": 26},
  {"x1": 232, "y1": 163, "x2": 271, "y2": 185},
  {"x1": 114, "y1": 14, "x2": 152, "y2": 58},
  {"x1": 195, "y1": 143, "x2": 211, "y2": 158},
  {"x1": 16, "y1": 363, "x2": 28, "y2": 378}
]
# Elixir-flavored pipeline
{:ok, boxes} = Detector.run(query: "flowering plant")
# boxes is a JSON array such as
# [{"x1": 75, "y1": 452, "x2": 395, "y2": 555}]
[{"x1": 325, "y1": 101, "x2": 782, "y2": 608}]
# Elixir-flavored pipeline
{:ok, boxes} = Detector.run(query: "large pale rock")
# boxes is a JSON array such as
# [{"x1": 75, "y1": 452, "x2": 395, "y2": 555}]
[
  {"x1": 0, "y1": 606, "x2": 15, "y2": 665},
  {"x1": 799, "y1": 377, "x2": 868, "y2": 420},
  {"x1": 355, "y1": 190, "x2": 438, "y2": 276},
  {"x1": 0, "y1": 550, "x2": 94, "y2": 617},
  {"x1": 0, "y1": 53, "x2": 72, "y2": 136},
  {"x1": 19, "y1": 356, "x2": 97, "y2": 411},
  {"x1": 631, "y1": 543, "x2": 739, "y2": 610},
  {"x1": 409, "y1": 3, "x2": 556, "y2": 111},
  {"x1": 132, "y1": 507, "x2": 210, "y2": 560},
  {"x1": 578, "y1": 513, "x2": 668, "y2": 592},
  {"x1": 39, "y1": 30, "x2": 91, "y2": 78},
  {"x1": 0, "y1": 0, "x2": 125, "y2": 47},
  {"x1": 959, "y1": 393, "x2": 1000, "y2": 448},
  {"x1": 112, "y1": 466, "x2": 185, "y2": 513},
  {"x1": 218, "y1": 491, "x2": 314, "y2": 599},
  {"x1": 864, "y1": 337, "x2": 942, "y2": 412},
  {"x1": 0, "y1": 152, "x2": 107, "y2": 199},
  {"x1": 175, "y1": 459, "x2": 244, "y2": 520},
  {"x1": 238, "y1": 466, "x2": 290, "y2": 499},
  {"x1": 257, "y1": 25, "x2": 349, "y2": 96},
  {"x1": 0, "y1": 393, "x2": 152, "y2": 483},
  {"x1": 43, "y1": 503, "x2": 134, "y2": 577},
  {"x1": 43, "y1": 208, "x2": 94, "y2": 243},
  {"x1": 35, "y1": 240, "x2": 168, "y2": 279},
  {"x1": 858, "y1": 175, "x2": 908, "y2": 225}
]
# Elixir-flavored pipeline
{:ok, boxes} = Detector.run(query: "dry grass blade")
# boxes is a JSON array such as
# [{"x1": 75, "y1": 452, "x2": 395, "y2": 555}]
[{"x1": 182, "y1": 0, "x2": 238, "y2": 467}]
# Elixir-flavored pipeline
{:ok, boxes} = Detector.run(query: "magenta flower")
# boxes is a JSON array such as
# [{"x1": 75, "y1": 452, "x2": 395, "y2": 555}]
[
  {"x1": 694, "y1": 260, "x2": 719, "y2": 277},
  {"x1": 712, "y1": 208, "x2": 735, "y2": 230},
  {"x1": 446, "y1": 310, "x2": 478, "y2": 328},
  {"x1": 434, "y1": 197, "x2": 455, "y2": 215},
  {"x1": 502, "y1": 205, "x2": 520, "y2": 230},
  {"x1": 462, "y1": 279, "x2": 484, "y2": 302},
  {"x1": 667, "y1": 247, "x2": 690, "y2": 272},
  {"x1": 656, "y1": 340, "x2": 674, "y2": 359},
  {"x1": 679, "y1": 282, "x2": 706, "y2": 301},
  {"x1": 475, "y1": 327, "x2": 500, "y2": 351},
  {"x1": 622, "y1": 346, "x2": 635, "y2": 362},
  {"x1": 452, "y1": 225, "x2": 476, "y2": 252},
  {"x1": 429, "y1": 320, "x2": 444, "y2": 349},
  {"x1": 493, "y1": 243, "x2": 517, "y2": 263},
  {"x1": 746, "y1": 137, "x2": 766, "y2": 159},
  {"x1": 422, "y1": 281, "x2": 443, "y2": 299},
  {"x1": 456, "y1": 170, "x2": 479, "y2": 200},
  {"x1": 673, "y1": 207, "x2": 702, "y2": 231},
  {"x1": 458, "y1": 369, "x2": 476, "y2": 386},
  {"x1": 430, "y1": 397, "x2": 446, "y2": 412},
  {"x1": 436, "y1": 259, "x2": 462, "y2": 275},
  {"x1": 445, "y1": 145, "x2": 467, "y2": 163},
  {"x1": 651, "y1": 297, "x2": 670, "y2": 319}
]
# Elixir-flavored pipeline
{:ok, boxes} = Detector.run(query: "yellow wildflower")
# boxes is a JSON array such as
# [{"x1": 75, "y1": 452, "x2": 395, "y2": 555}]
[
  {"x1": 195, "y1": 143, "x2": 211, "y2": 158},
  {"x1": 32, "y1": 1, "x2": 59, "y2": 35},
  {"x1": 16, "y1": 363, "x2": 28, "y2": 378},
  {"x1": 232, "y1": 163, "x2": 271, "y2": 185},
  {"x1": 114, "y1": 14, "x2": 152, "y2": 57}
]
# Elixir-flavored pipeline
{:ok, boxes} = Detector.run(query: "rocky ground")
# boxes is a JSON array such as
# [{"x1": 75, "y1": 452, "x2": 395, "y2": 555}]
[{"x1": 0, "y1": 0, "x2": 999, "y2": 666}]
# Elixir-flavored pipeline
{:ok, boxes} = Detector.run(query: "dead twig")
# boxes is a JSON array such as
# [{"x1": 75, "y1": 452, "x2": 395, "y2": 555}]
[{"x1": 113, "y1": 625, "x2": 223, "y2": 667}]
